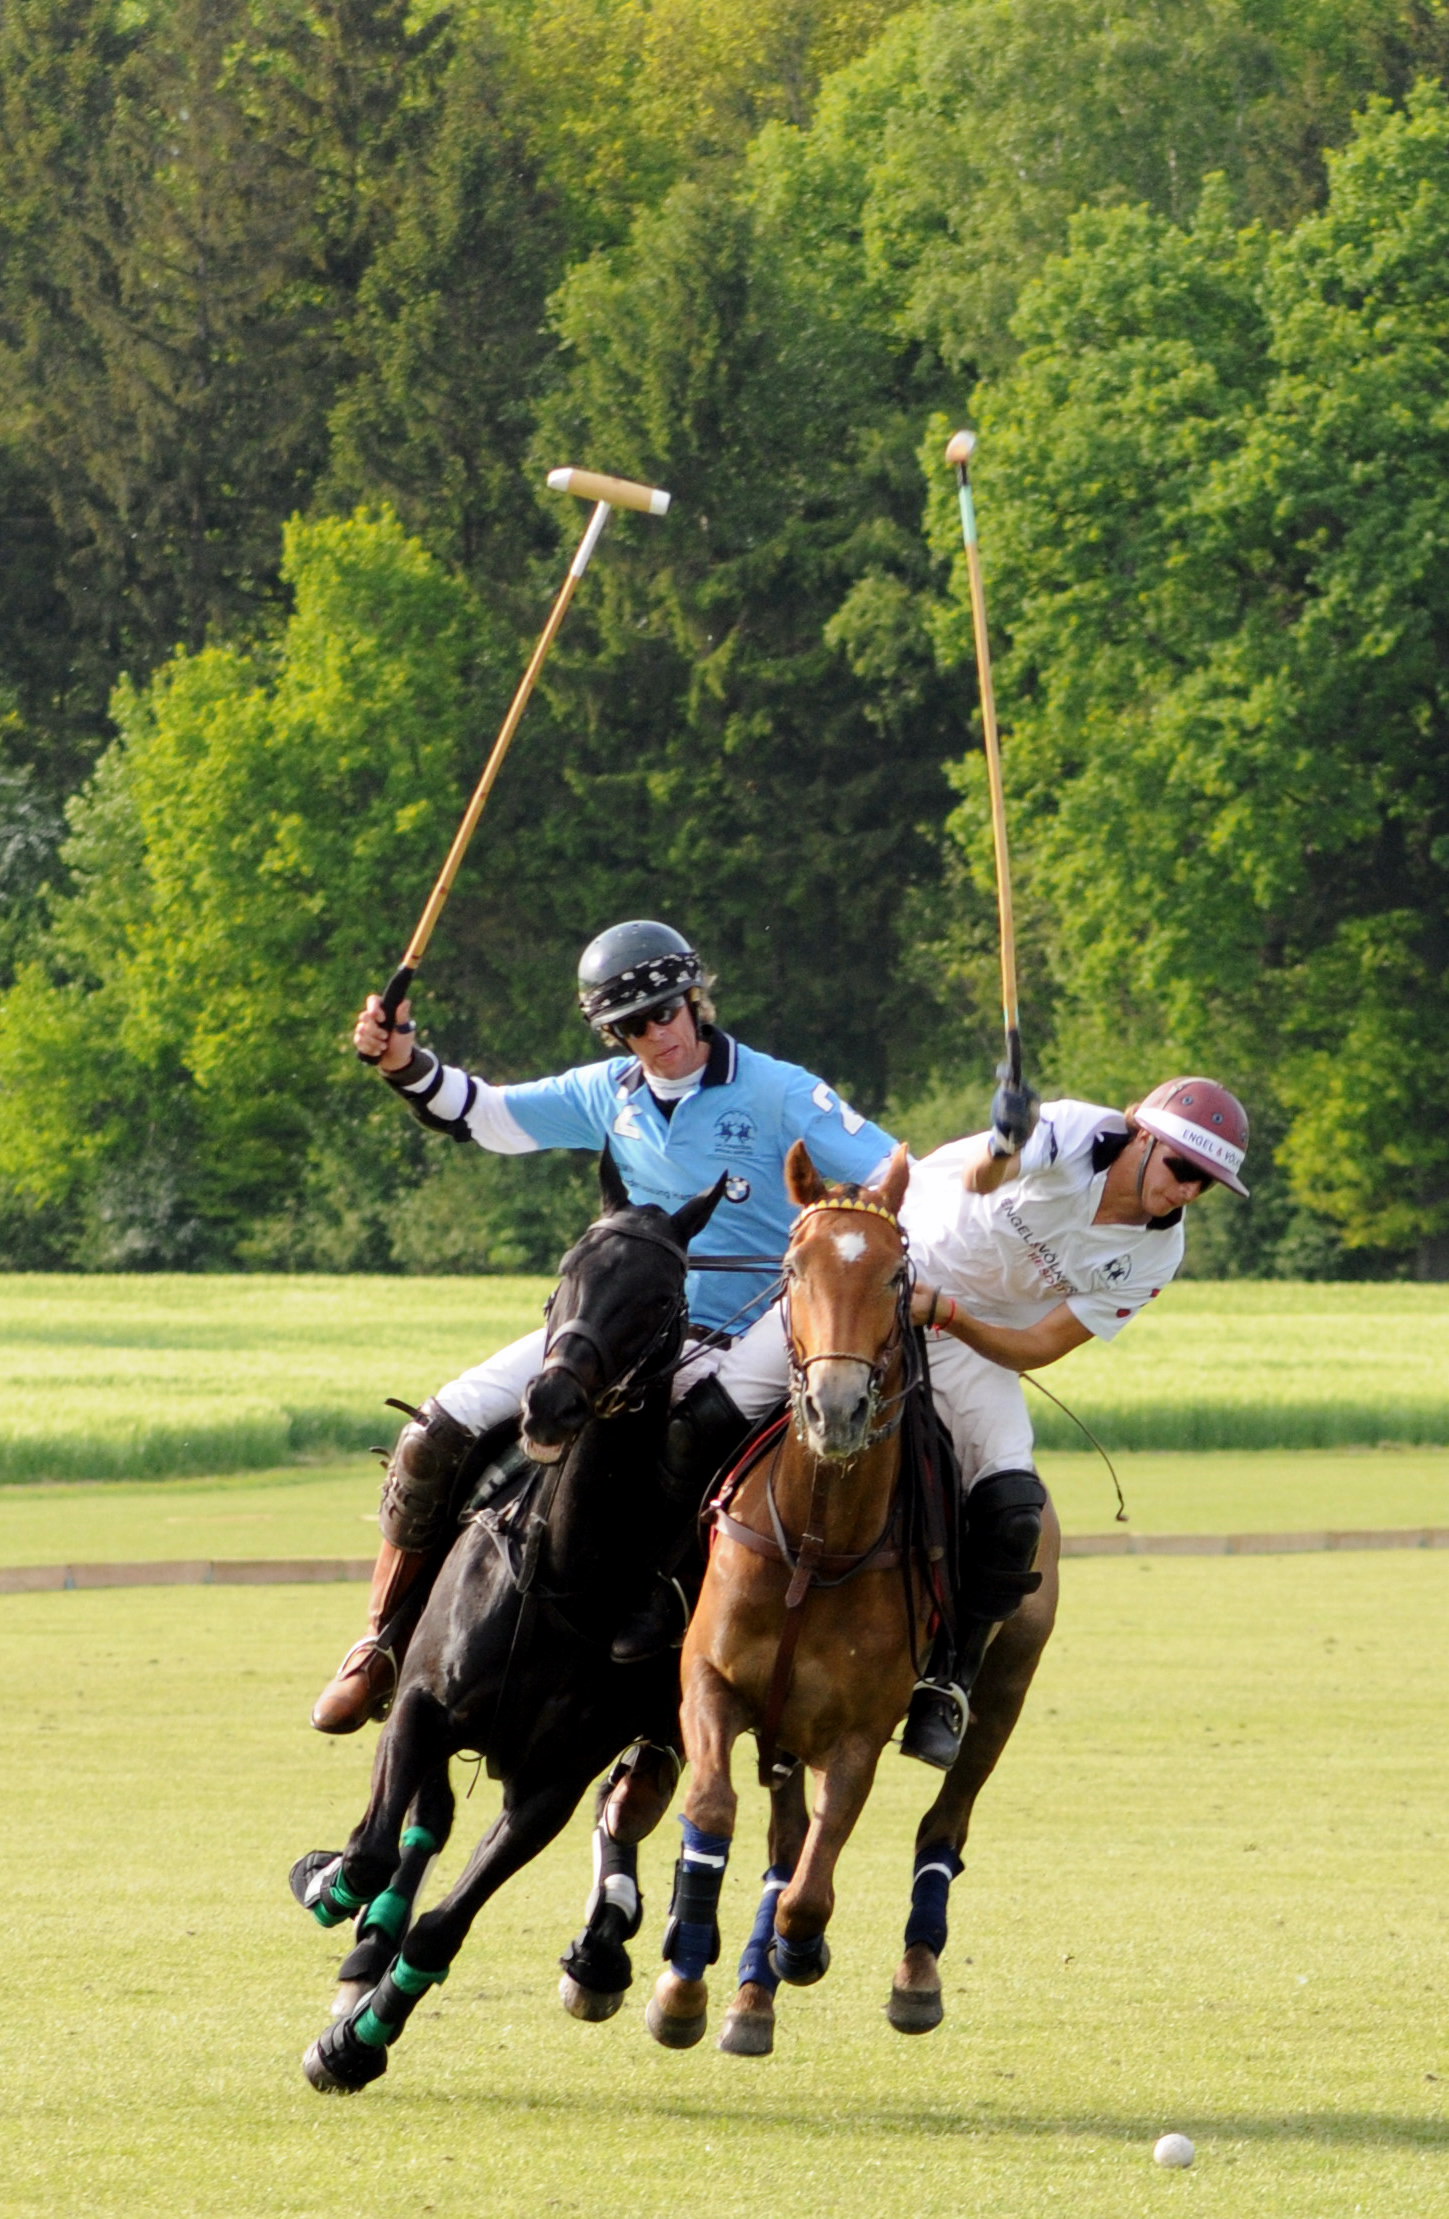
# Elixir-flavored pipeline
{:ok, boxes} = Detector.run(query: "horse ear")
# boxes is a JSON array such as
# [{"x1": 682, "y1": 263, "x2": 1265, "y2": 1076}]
[
  {"x1": 875, "y1": 1141, "x2": 910, "y2": 1216},
  {"x1": 598, "y1": 1142, "x2": 630, "y2": 1215},
  {"x1": 786, "y1": 1139, "x2": 826, "y2": 1207},
  {"x1": 671, "y1": 1171, "x2": 727, "y2": 1250}
]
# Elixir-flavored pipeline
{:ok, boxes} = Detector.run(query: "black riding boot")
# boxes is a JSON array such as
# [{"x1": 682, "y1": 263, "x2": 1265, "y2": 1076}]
[
  {"x1": 900, "y1": 1469, "x2": 1047, "y2": 1769},
  {"x1": 610, "y1": 1375, "x2": 752, "y2": 1664}
]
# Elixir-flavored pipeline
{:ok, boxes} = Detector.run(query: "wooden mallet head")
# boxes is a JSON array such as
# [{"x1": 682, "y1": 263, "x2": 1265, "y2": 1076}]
[{"x1": 547, "y1": 466, "x2": 671, "y2": 516}]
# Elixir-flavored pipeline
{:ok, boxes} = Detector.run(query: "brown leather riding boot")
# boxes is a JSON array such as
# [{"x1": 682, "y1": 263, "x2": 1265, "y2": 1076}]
[{"x1": 310, "y1": 1540, "x2": 429, "y2": 1734}]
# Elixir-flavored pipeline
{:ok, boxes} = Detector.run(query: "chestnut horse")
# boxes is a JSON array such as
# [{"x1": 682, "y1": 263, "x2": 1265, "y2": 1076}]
[{"x1": 647, "y1": 1139, "x2": 938, "y2": 2053}]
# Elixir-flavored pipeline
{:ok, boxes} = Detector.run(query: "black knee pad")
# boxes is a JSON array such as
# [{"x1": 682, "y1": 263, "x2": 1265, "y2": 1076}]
[
  {"x1": 660, "y1": 1374, "x2": 751, "y2": 1506},
  {"x1": 962, "y1": 1467, "x2": 1047, "y2": 1622}
]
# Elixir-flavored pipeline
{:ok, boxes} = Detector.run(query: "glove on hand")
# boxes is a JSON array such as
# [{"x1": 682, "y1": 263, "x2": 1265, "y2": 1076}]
[{"x1": 988, "y1": 1071, "x2": 1039, "y2": 1157}]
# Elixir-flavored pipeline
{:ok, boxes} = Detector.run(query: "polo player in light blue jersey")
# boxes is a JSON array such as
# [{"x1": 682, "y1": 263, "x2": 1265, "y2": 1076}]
[{"x1": 313, "y1": 920, "x2": 897, "y2": 1733}]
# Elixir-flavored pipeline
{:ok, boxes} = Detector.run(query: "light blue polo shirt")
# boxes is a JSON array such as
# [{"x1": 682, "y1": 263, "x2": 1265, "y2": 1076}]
[{"x1": 499, "y1": 1029, "x2": 896, "y2": 1331}]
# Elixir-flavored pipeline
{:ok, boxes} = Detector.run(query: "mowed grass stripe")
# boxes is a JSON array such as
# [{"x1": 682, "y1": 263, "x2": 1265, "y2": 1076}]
[
  {"x1": 3, "y1": 1450, "x2": 1447, "y2": 1567},
  {"x1": 4, "y1": 1275, "x2": 1448, "y2": 1481},
  {"x1": 3, "y1": 1556, "x2": 1444, "y2": 2218}
]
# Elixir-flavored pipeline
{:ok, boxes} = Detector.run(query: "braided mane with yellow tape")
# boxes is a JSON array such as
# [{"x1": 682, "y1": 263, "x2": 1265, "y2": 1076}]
[{"x1": 789, "y1": 1194, "x2": 903, "y2": 1241}]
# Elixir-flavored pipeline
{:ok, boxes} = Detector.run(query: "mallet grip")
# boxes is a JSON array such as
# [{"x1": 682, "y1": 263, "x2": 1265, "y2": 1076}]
[
  {"x1": 356, "y1": 962, "x2": 415, "y2": 1066},
  {"x1": 547, "y1": 466, "x2": 671, "y2": 516}
]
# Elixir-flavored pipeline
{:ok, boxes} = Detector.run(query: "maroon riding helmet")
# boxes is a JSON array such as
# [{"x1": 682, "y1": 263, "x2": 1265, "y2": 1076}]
[{"x1": 1131, "y1": 1077, "x2": 1250, "y2": 1197}]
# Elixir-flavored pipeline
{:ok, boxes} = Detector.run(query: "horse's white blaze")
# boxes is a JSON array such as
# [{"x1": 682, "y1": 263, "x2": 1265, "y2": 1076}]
[{"x1": 832, "y1": 1230, "x2": 868, "y2": 1263}]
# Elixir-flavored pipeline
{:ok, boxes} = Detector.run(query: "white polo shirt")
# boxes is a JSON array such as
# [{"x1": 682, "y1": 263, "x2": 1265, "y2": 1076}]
[{"x1": 900, "y1": 1099, "x2": 1184, "y2": 1341}]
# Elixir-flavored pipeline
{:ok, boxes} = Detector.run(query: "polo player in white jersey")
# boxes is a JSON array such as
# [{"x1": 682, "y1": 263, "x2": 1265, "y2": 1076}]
[{"x1": 707, "y1": 1074, "x2": 1251, "y2": 1767}]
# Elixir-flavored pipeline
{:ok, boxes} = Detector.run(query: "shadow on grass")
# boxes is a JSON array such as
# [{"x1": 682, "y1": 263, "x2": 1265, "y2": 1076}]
[{"x1": 368, "y1": 2077, "x2": 1448, "y2": 2149}]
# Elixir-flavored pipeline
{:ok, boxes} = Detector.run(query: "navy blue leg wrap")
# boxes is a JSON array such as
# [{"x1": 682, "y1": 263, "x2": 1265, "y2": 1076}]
[
  {"x1": 770, "y1": 1924, "x2": 827, "y2": 1982},
  {"x1": 904, "y1": 1839, "x2": 964, "y2": 1957},
  {"x1": 662, "y1": 1817, "x2": 730, "y2": 1981},
  {"x1": 736, "y1": 1865, "x2": 790, "y2": 1994}
]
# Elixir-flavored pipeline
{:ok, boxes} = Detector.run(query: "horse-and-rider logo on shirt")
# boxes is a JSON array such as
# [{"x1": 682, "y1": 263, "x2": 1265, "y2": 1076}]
[{"x1": 714, "y1": 1109, "x2": 758, "y2": 1151}]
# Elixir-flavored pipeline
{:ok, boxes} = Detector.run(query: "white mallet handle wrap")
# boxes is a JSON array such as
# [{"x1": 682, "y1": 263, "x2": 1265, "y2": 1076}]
[{"x1": 547, "y1": 466, "x2": 671, "y2": 516}]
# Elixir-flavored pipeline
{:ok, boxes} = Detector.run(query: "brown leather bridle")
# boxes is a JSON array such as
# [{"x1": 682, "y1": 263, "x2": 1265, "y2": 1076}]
[{"x1": 781, "y1": 1196, "x2": 915, "y2": 1448}]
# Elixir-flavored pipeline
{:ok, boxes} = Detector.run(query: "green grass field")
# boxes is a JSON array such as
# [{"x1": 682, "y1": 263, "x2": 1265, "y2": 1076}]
[
  {"x1": 4, "y1": 1555, "x2": 1444, "y2": 2218},
  {"x1": 2, "y1": 1447, "x2": 1446, "y2": 1568},
  {"x1": 4, "y1": 1275, "x2": 1449, "y2": 1484}
]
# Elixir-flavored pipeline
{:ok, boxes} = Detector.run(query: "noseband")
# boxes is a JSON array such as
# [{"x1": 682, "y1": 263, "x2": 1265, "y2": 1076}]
[
  {"x1": 539, "y1": 1217, "x2": 691, "y2": 1421},
  {"x1": 783, "y1": 1197, "x2": 914, "y2": 1447}
]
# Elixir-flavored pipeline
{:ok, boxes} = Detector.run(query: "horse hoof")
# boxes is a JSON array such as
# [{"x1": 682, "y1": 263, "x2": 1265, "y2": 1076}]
[
  {"x1": 769, "y1": 1936, "x2": 831, "y2": 1988},
  {"x1": 289, "y1": 1851, "x2": 344, "y2": 1914},
  {"x1": 646, "y1": 1996, "x2": 707, "y2": 2049},
  {"x1": 887, "y1": 1983, "x2": 943, "y2": 2034},
  {"x1": 559, "y1": 1973, "x2": 625, "y2": 2023},
  {"x1": 331, "y1": 1979, "x2": 371, "y2": 2020},
  {"x1": 718, "y1": 2007, "x2": 774, "y2": 2057},
  {"x1": 302, "y1": 2038, "x2": 385, "y2": 2093}
]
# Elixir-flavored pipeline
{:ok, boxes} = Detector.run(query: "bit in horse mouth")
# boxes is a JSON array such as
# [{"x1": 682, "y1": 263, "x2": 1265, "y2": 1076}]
[{"x1": 522, "y1": 1434, "x2": 566, "y2": 1464}]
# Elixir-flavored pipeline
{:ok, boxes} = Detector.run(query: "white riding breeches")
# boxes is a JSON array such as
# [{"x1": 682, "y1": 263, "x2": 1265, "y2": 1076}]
[
  {"x1": 695, "y1": 1304, "x2": 1037, "y2": 1491},
  {"x1": 433, "y1": 1327, "x2": 723, "y2": 1437}
]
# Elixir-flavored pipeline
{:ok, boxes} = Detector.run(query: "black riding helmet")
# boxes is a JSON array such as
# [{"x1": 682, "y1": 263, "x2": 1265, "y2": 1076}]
[{"x1": 577, "y1": 920, "x2": 705, "y2": 1039}]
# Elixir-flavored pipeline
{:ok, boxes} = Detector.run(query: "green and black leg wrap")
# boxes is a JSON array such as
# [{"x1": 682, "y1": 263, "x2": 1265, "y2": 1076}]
[
  {"x1": 350, "y1": 1954, "x2": 450, "y2": 2051},
  {"x1": 337, "y1": 1823, "x2": 442, "y2": 1984},
  {"x1": 290, "y1": 1851, "x2": 370, "y2": 1930}
]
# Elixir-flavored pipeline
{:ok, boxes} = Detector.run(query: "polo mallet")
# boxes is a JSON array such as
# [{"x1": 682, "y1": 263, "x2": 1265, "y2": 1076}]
[
  {"x1": 945, "y1": 427, "x2": 1021, "y2": 1090},
  {"x1": 359, "y1": 467, "x2": 672, "y2": 1062}
]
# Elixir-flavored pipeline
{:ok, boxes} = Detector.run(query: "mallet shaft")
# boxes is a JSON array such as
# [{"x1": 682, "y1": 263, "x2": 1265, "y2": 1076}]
[
  {"x1": 951, "y1": 437, "x2": 1021, "y2": 1085},
  {"x1": 400, "y1": 504, "x2": 606, "y2": 975},
  {"x1": 363, "y1": 467, "x2": 670, "y2": 1054}
]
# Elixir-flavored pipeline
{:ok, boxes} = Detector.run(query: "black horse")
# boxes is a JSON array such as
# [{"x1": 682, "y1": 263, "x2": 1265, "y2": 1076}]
[{"x1": 291, "y1": 1152, "x2": 724, "y2": 2093}]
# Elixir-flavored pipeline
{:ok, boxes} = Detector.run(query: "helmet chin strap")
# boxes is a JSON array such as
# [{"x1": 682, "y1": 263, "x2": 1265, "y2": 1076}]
[{"x1": 1135, "y1": 1132, "x2": 1158, "y2": 1208}]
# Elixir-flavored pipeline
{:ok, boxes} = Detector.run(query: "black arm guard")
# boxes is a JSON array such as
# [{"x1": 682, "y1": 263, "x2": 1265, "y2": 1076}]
[{"x1": 383, "y1": 1049, "x2": 477, "y2": 1142}]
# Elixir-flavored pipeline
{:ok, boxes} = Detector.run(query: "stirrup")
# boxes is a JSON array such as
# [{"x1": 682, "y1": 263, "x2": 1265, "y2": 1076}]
[{"x1": 899, "y1": 1679, "x2": 969, "y2": 1770}]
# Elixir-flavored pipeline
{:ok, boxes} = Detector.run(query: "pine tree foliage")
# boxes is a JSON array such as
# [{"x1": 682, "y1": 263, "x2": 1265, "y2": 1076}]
[{"x1": 2, "y1": 0, "x2": 1449, "y2": 1270}]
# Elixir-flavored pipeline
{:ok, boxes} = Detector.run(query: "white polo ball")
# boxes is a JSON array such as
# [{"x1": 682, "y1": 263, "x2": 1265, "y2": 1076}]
[{"x1": 1153, "y1": 2133, "x2": 1196, "y2": 2168}]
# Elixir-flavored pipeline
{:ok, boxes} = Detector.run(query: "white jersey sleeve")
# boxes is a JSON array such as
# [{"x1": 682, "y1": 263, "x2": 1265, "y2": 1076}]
[
  {"x1": 1019, "y1": 1099, "x2": 1128, "y2": 1182},
  {"x1": 1065, "y1": 1247, "x2": 1181, "y2": 1341}
]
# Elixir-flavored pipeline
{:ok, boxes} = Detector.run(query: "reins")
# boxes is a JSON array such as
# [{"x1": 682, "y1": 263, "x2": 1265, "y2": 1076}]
[{"x1": 541, "y1": 1218, "x2": 692, "y2": 1418}]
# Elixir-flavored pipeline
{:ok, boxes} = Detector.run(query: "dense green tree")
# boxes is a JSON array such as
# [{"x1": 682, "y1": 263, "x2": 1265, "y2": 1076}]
[
  {"x1": 533, "y1": 160, "x2": 962, "y2": 1111},
  {"x1": 0, "y1": 0, "x2": 435, "y2": 735},
  {"x1": 789, "y1": 0, "x2": 1449, "y2": 377},
  {"x1": 0, "y1": 510, "x2": 537, "y2": 1265},
  {"x1": 931, "y1": 90, "x2": 1449, "y2": 1264},
  {"x1": 323, "y1": 9, "x2": 569, "y2": 585}
]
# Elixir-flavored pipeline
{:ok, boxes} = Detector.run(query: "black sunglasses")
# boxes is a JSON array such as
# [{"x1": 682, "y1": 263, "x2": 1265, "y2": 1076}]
[
  {"x1": 616, "y1": 997, "x2": 687, "y2": 1040},
  {"x1": 1162, "y1": 1152, "x2": 1211, "y2": 1189}
]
